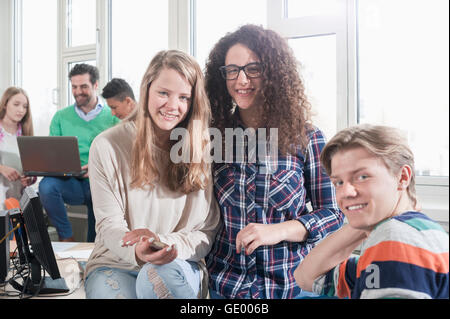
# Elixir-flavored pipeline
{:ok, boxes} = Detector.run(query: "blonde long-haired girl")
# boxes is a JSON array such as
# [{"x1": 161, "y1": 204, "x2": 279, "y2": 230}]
[
  {"x1": 130, "y1": 50, "x2": 212, "y2": 193},
  {"x1": 0, "y1": 87, "x2": 36, "y2": 210},
  {"x1": 84, "y1": 50, "x2": 220, "y2": 299}
]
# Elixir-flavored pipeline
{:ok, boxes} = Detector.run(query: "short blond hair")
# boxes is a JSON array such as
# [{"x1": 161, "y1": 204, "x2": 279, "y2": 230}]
[{"x1": 321, "y1": 124, "x2": 417, "y2": 208}]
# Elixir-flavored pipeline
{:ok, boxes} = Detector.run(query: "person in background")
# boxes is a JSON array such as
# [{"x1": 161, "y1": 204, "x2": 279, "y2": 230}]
[
  {"x1": 101, "y1": 78, "x2": 137, "y2": 120},
  {"x1": 38, "y1": 64, "x2": 120, "y2": 242},
  {"x1": 84, "y1": 50, "x2": 220, "y2": 299},
  {"x1": 0, "y1": 87, "x2": 36, "y2": 210},
  {"x1": 204, "y1": 24, "x2": 343, "y2": 299},
  {"x1": 295, "y1": 124, "x2": 449, "y2": 299}
]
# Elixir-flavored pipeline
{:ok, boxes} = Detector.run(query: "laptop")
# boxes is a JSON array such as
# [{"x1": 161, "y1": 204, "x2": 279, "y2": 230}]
[{"x1": 17, "y1": 136, "x2": 87, "y2": 177}]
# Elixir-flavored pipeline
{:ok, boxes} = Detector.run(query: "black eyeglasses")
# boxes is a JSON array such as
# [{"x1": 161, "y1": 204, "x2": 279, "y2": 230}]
[{"x1": 219, "y1": 62, "x2": 263, "y2": 80}]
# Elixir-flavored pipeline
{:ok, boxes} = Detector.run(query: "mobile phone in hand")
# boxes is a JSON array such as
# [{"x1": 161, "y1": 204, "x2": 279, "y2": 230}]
[{"x1": 150, "y1": 239, "x2": 168, "y2": 251}]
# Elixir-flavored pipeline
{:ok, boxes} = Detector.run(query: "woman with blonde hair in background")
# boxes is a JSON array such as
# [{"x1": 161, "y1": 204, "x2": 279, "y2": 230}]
[{"x1": 0, "y1": 87, "x2": 36, "y2": 210}]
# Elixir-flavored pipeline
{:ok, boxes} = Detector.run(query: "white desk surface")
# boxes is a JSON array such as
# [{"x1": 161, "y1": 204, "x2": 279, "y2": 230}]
[{"x1": 1, "y1": 241, "x2": 94, "y2": 299}]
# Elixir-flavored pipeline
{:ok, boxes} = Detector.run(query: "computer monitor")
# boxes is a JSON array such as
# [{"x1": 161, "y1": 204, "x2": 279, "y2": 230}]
[
  {"x1": 20, "y1": 187, "x2": 61, "y2": 278},
  {"x1": 0, "y1": 210, "x2": 10, "y2": 283},
  {"x1": 8, "y1": 187, "x2": 69, "y2": 295}
]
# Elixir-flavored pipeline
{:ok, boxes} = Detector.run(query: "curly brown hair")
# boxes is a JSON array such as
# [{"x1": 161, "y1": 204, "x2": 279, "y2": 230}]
[{"x1": 205, "y1": 24, "x2": 312, "y2": 155}]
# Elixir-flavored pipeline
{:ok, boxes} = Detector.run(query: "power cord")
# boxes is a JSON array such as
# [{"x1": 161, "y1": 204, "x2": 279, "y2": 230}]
[
  {"x1": 5, "y1": 256, "x2": 84, "y2": 298},
  {"x1": 0, "y1": 223, "x2": 21, "y2": 245},
  {"x1": 37, "y1": 256, "x2": 84, "y2": 298},
  {"x1": 3, "y1": 246, "x2": 85, "y2": 299}
]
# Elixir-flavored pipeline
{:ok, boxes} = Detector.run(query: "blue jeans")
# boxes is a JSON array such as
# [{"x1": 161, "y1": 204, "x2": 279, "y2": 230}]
[
  {"x1": 84, "y1": 259, "x2": 200, "y2": 299},
  {"x1": 295, "y1": 290, "x2": 321, "y2": 299},
  {"x1": 38, "y1": 176, "x2": 95, "y2": 242}
]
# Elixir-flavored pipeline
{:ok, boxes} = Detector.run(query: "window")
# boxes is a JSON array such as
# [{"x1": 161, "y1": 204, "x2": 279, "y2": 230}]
[
  {"x1": 9, "y1": 0, "x2": 447, "y2": 224},
  {"x1": 357, "y1": 0, "x2": 449, "y2": 178},
  {"x1": 19, "y1": 0, "x2": 58, "y2": 136},
  {"x1": 58, "y1": 0, "x2": 106, "y2": 107},
  {"x1": 286, "y1": 0, "x2": 341, "y2": 18},
  {"x1": 66, "y1": 0, "x2": 96, "y2": 48},
  {"x1": 268, "y1": 0, "x2": 448, "y2": 226},
  {"x1": 268, "y1": 0, "x2": 349, "y2": 139},
  {"x1": 194, "y1": 0, "x2": 267, "y2": 69},
  {"x1": 289, "y1": 35, "x2": 337, "y2": 140},
  {"x1": 110, "y1": 0, "x2": 169, "y2": 100}
]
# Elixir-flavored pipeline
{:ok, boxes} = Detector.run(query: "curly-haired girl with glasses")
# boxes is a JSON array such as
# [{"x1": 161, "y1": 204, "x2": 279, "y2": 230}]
[{"x1": 204, "y1": 24, "x2": 343, "y2": 299}]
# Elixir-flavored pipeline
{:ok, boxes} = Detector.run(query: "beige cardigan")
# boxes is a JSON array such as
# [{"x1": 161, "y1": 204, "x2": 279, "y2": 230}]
[{"x1": 84, "y1": 121, "x2": 220, "y2": 291}]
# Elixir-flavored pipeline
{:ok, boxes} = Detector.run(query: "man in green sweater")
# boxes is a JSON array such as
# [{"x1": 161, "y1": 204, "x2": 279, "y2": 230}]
[{"x1": 39, "y1": 64, "x2": 120, "y2": 242}]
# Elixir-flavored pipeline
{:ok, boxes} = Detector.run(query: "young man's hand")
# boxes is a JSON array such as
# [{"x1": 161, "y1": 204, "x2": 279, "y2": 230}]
[{"x1": 81, "y1": 164, "x2": 89, "y2": 178}]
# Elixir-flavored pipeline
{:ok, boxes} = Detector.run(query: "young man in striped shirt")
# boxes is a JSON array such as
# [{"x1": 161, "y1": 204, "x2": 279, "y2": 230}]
[{"x1": 295, "y1": 124, "x2": 449, "y2": 299}]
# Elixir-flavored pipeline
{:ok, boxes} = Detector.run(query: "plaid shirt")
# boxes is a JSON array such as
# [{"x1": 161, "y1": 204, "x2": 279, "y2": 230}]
[{"x1": 206, "y1": 126, "x2": 343, "y2": 299}]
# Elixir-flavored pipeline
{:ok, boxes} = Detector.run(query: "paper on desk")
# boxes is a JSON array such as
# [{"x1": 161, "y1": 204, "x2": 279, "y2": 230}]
[
  {"x1": 51, "y1": 242, "x2": 78, "y2": 253},
  {"x1": 56, "y1": 249, "x2": 93, "y2": 259}
]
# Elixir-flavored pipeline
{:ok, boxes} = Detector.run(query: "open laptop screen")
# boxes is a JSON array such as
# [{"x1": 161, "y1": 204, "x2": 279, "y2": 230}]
[{"x1": 17, "y1": 136, "x2": 86, "y2": 177}]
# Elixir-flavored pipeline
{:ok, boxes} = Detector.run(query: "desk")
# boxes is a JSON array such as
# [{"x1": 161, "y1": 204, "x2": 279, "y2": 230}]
[{"x1": 1, "y1": 241, "x2": 93, "y2": 299}]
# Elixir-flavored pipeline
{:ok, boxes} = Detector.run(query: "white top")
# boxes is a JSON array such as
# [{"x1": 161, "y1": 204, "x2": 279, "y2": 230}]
[
  {"x1": 84, "y1": 121, "x2": 221, "y2": 280},
  {"x1": 0, "y1": 124, "x2": 23, "y2": 210}
]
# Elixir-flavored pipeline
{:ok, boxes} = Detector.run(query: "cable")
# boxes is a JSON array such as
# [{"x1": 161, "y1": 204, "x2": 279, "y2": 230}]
[
  {"x1": 1, "y1": 247, "x2": 26, "y2": 297},
  {"x1": 4, "y1": 236, "x2": 34, "y2": 299},
  {"x1": 0, "y1": 223, "x2": 20, "y2": 244},
  {"x1": 31, "y1": 256, "x2": 85, "y2": 298},
  {"x1": 4, "y1": 247, "x2": 85, "y2": 299}
]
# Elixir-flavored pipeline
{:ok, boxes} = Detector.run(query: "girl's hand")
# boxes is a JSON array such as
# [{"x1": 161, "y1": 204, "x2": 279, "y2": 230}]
[
  {"x1": 135, "y1": 236, "x2": 177, "y2": 266},
  {"x1": 236, "y1": 223, "x2": 284, "y2": 255},
  {"x1": 121, "y1": 228, "x2": 157, "y2": 247},
  {"x1": 236, "y1": 221, "x2": 308, "y2": 255},
  {"x1": 0, "y1": 165, "x2": 21, "y2": 182}
]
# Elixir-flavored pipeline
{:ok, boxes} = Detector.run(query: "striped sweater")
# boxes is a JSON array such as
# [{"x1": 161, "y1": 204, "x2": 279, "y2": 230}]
[{"x1": 312, "y1": 211, "x2": 449, "y2": 299}]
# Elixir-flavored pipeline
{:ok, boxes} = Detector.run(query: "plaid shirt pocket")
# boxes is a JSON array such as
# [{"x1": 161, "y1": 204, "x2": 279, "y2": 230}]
[
  {"x1": 213, "y1": 163, "x2": 237, "y2": 207},
  {"x1": 268, "y1": 169, "x2": 303, "y2": 212}
]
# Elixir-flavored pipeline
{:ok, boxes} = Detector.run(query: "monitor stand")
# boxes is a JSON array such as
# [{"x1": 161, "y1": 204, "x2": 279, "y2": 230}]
[
  {"x1": 36, "y1": 276, "x2": 70, "y2": 294},
  {"x1": 9, "y1": 255, "x2": 69, "y2": 295}
]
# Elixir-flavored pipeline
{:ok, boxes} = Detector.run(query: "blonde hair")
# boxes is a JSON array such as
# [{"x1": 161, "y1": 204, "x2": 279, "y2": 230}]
[
  {"x1": 321, "y1": 124, "x2": 417, "y2": 208},
  {"x1": 0, "y1": 87, "x2": 34, "y2": 136},
  {"x1": 129, "y1": 50, "x2": 211, "y2": 193}
]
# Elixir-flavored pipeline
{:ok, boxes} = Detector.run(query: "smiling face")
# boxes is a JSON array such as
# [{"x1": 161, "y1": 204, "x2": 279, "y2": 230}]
[
  {"x1": 330, "y1": 147, "x2": 404, "y2": 231},
  {"x1": 4, "y1": 93, "x2": 28, "y2": 124},
  {"x1": 147, "y1": 67, "x2": 192, "y2": 141},
  {"x1": 224, "y1": 43, "x2": 264, "y2": 112},
  {"x1": 71, "y1": 73, "x2": 98, "y2": 108}
]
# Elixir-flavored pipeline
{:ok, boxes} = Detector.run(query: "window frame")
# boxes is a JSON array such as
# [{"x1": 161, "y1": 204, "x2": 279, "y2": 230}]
[
  {"x1": 57, "y1": 0, "x2": 108, "y2": 108},
  {"x1": 267, "y1": 0, "x2": 357, "y2": 133},
  {"x1": 8, "y1": 0, "x2": 448, "y2": 225},
  {"x1": 267, "y1": 0, "x2": 448, "y2": 225},
  {"x1": 59, "y1": 0, "x2": 191, "y2": 105}
]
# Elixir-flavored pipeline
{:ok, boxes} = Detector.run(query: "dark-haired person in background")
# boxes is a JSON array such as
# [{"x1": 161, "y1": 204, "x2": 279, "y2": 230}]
[
  {"x1": 101, "y1": 78, "x2": 137, "y2": 120},
  {"x1": 39, "y1": 63, "x2": 119, "y2": 242}
]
